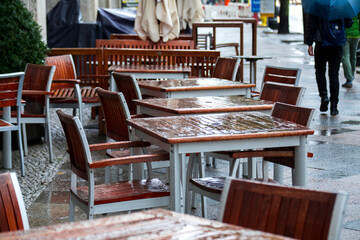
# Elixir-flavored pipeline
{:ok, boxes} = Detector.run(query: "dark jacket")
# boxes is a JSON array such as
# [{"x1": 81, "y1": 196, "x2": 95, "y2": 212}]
[{"x1": 305, "y1": 15, "x2": 353, "y2": 47}]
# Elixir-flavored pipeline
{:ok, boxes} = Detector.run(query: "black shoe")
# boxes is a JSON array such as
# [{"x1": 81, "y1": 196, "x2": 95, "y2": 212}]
[
  {"x1": 330, "y1": 105, "x2": 339, "y2": 116},
  {"x1": 320, "y1": 97, "x2": 329, "y2": 112},
  {"x1": 342, "y1": 82, "x2": 352, "y2": 88}
]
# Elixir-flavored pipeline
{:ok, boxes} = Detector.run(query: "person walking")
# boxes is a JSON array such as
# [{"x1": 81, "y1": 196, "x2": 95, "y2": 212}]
[
  {"x1": 341, "y1": 14, "x2": 360, "y2": 88},
  {"x1": 305, "y1": 15, "x2": 352, "y2": 116}
]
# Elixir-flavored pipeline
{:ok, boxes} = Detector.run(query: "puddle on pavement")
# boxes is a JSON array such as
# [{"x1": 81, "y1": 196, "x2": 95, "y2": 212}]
[
  {"x1": 344, "y1": 220, "x2": 360, "y2": 231},
  {"x1": 314, "y1": 128, "x2": 355, "y2": 136},
  {"x1": 308, "y1": 140, "x2": 324, "y2": 145},
  {"x1": 341, "y1": 120, "x2": 360, "y2": 125}
]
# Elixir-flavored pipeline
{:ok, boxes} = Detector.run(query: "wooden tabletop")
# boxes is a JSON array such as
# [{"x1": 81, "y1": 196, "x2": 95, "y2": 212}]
[
  {"x1": 0, "y1": 209, "x2": 293, "y2": 239},
  {"x1": 127, "y1": 112, "x2": 314, "y2": 144},
  {"x1": 138, "y1": 78, "x2": 255, "y2": 92},
  {"x1": 234, "y1": 55, "x2": 272, "y2": 61},
  {"x1": 134, "y1": 95, "x2": 274, "y2": 114},
  {"x1": 108, "y1": 64, "x2": 192, "y2": 74}
]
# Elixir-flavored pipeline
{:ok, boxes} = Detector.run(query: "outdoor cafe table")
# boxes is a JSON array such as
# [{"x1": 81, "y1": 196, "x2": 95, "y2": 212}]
[
  {"x1": 137, "y1": 78, "x2": 255, "y2": 98},
  {"x1": 134, "y1": 95, "x2": 274, "y2": 117},
  {"x1": 0, "y1": 209, "x2": 293, "y2": 240},
  {"x1": 127, "y1": 112, "x2": 314, "y2": 212},
  {"x1": 108, "y1": 64, "x2": 191, "y2": 91}
]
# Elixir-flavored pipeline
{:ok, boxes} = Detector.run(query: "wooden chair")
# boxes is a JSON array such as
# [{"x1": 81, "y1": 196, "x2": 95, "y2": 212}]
[
  {"x1": 0, "y1": 72, "x2": 25, "y2": 176},
  {"x1": 112, "y1": 72, "x2": 142, "y2": 115},
  {"x1": 56, "y1": 109, "x2": 170, "y2": 221},
  {"x1": 0, "y1": 172, "x2": 29, "y2": 232},
  {"x1": 18, "y1": 64, "x2": 55, "y2": 163},
  {"x1": 45, "y1": 54, "x2": 101, "y2": 124},
  {"x1": 96, "y1": 87, "x2": 169, "y2": 181},
  {"x1": 204, "y1": 83, "x2": 306, "y2": 176},
  {"x1": 211, "y1": 57, "x2": 241, "y2": 81},
  {"x1": 252, "y1": 65, "x2": 302, "y2": 97},
  {"x1": 218, "y1": 177, "x2": 348, "y2": 240},
  {"x1": 187, "y1": 102, "x2": 315, "y2": 218}
]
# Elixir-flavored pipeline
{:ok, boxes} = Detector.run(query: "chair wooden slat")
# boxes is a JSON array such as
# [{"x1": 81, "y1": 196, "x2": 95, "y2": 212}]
[
  {"x1": 0, "y1": 173, "x2": 29, "y2": 232},
  {"x1": 218, "y1": 178, "x2": 347, "y2": 240}
]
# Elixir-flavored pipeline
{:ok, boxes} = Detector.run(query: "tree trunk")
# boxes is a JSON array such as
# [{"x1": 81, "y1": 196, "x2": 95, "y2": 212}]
[{"x1": 278, "y1": 0, "x2": 290, "y2": 34}]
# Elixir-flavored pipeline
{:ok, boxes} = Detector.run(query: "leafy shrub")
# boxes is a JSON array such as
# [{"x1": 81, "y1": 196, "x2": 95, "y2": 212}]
[{"x1": 0, "y1": 0, "x2": 48, "y2": 74}]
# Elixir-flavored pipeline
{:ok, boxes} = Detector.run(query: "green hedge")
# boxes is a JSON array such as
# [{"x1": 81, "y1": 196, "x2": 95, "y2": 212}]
[{"x1": 0, "y1": 0, "x2": 48, "y2": 74}]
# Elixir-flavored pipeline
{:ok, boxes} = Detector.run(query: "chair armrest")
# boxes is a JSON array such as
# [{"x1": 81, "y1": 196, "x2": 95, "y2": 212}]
[
  {"x1": 89, "y1": 153, "x2": 169, "y2": 169},
  {"x1": 216, "y1": 43, "x2": 239, "y2": 48},
  {"x1": 86, "y1": 75, "x2": 110, "y2": 79},
  {"x1": 130, "y1": 114, "x2": 148, "y2": 119},
  {"x1": 251, "y1": 90, "x2": 260, "y2": 98},
  {"x1": 89, "y1": 141, "x2": 151, "y2": 151},
  {"x1": 22, "y1": 90, "x2": 53, "y2": 96},
  {"x1": 53, "y1": 79, "x2": 81, "y2": 84}
]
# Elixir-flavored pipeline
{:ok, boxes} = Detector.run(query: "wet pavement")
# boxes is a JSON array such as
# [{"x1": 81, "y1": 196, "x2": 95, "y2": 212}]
[{"x1": 1, "y1": 25, "x2": 360, "y2": 239}]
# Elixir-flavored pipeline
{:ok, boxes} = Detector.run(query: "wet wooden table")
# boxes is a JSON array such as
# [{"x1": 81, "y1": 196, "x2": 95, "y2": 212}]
[
  {"x1": 0, "y1": 209, "x2": 293, "y2": 239},
  {"x1": 138, "y1": 78, "x2": 255, "y2": 98},
  {"x1": 134, "y1": 95, "x2": 274, "y2": 116},
  {"x1": 127, "y1": 112, "x2": 314, "y2": 212},
  {"x1": 108, "y1": 65, "x2": 191, "y2": 90}
]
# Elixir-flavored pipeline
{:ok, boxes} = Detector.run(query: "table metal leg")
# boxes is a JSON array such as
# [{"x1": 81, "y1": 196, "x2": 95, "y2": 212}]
[
  {"x1": 293, "y1": 136, "x2": 307, "y2": 187},
  {"x1": 170, "y1": 145, "x2": 181, "y2": 212}
]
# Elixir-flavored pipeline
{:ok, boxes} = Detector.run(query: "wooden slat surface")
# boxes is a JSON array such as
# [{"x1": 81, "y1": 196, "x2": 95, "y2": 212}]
[
  {"x1": 134, "y1": 96, "x2": 273, "y2": 114},
  {"x1": 0, "y1": 209, "x2": 293, "y2": 239},
  {"x1": 138, "y1": 78, "x2": 255, "y2": 92},
  {"x1": 127, "y1": 112, "x2": 314, "y2": 144}
]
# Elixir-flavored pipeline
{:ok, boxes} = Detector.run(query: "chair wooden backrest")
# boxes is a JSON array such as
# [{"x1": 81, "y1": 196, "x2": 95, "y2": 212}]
[
  {"x1": 271, "y1": 102, "x2": 315, "y2": 128},
  {"x1": 211, "y1": 57, "x2": 240, "y2": 81},
  {"x1": 0, "y1": 72, "x2": 24, "y2": 109},
  {"x1": 23, "y1": 64, "x2": 56, "y2": 103},
  {"x1": 112, "y1": 72, "x2": 142, "y2": 115},
  {"x1": 259, "y1": 82, "x2": 305, "y2": 106},
  {"x1": 0, "y1": 172, "x2": 29, "y2": 232},
  {"x1": 47, "y1": 48, "x2": 108, "y2": 89},
  {"x1": 45, "y1": 54, "x2": 77, "y2": 91},
  {"x1": 96, "y1": 39, "x2": 195, "y2": 50},
  {"x1": 218, "y1": 178, "x2": 348, "y2": 240},
  {"x1": 96, "y1": 87, "x2": 131, "y2": 142},
  {"x1": 262, "y1": 65, "x2": 302, "y2": 86},
  {"x1": 57, "y1": 110, "x2": 90, "y2": 181}
]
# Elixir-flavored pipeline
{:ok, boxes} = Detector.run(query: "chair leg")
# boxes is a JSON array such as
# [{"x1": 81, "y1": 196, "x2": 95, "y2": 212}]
[
  {"x1": 262, "y1": 160, "x2": 269, "y2": 181},
  {"x1": 21, "y1": 123, "x2": 28, "y2": 156},
  {"x1": 69, "y1": 197, "x2": 75, "y2": 222},
  {"x1": 274, "y1": 163, "x2": 284, "y2": 184},
  {"x1": 46, "y1": 120, "x2": 53, "y2": 163},
  {"x1": 17, "y1": 127, "x2": 25, "y2": 176},
  {"x1": 199, "y1": 153, "x2": 208, "y2": 218},
  {"x1": 185, "y1": 153, "x2": 196, "y2": 214}
]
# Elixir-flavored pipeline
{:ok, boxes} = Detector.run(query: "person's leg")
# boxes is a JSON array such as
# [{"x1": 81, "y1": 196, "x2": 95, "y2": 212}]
[
  {"x1": 314, "y1": 44, "x2": 329, "y2": 111},
  {"x1": 341, "y1": 39, "x2": 352, "y2": 86},
  {"x1": 349, "y1": 37, "x2": 360, "y2": 79},
  {"x1": 328, "y1": 46, "x2": 342, "y2": 115}
]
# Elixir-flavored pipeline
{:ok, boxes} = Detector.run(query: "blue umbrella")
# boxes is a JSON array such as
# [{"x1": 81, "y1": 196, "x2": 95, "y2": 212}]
[{"x1": 302, "y1": 0, "x2": 360, "y2": 21}]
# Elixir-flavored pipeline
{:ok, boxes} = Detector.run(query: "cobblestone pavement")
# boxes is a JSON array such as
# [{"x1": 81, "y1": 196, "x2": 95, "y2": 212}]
[{"x1": 1, "y1": 26, "x2": 360, "y2": 239}]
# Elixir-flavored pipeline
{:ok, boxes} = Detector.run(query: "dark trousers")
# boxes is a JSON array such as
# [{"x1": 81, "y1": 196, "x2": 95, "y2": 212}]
[{"x1": 314, "y1": 44, "x2": 342, "y2": 105}]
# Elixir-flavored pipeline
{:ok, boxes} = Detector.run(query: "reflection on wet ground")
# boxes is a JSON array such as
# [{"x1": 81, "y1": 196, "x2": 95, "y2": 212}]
[{"x1": 314, "y1": 128, "x2": 356, "y2": 136}]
